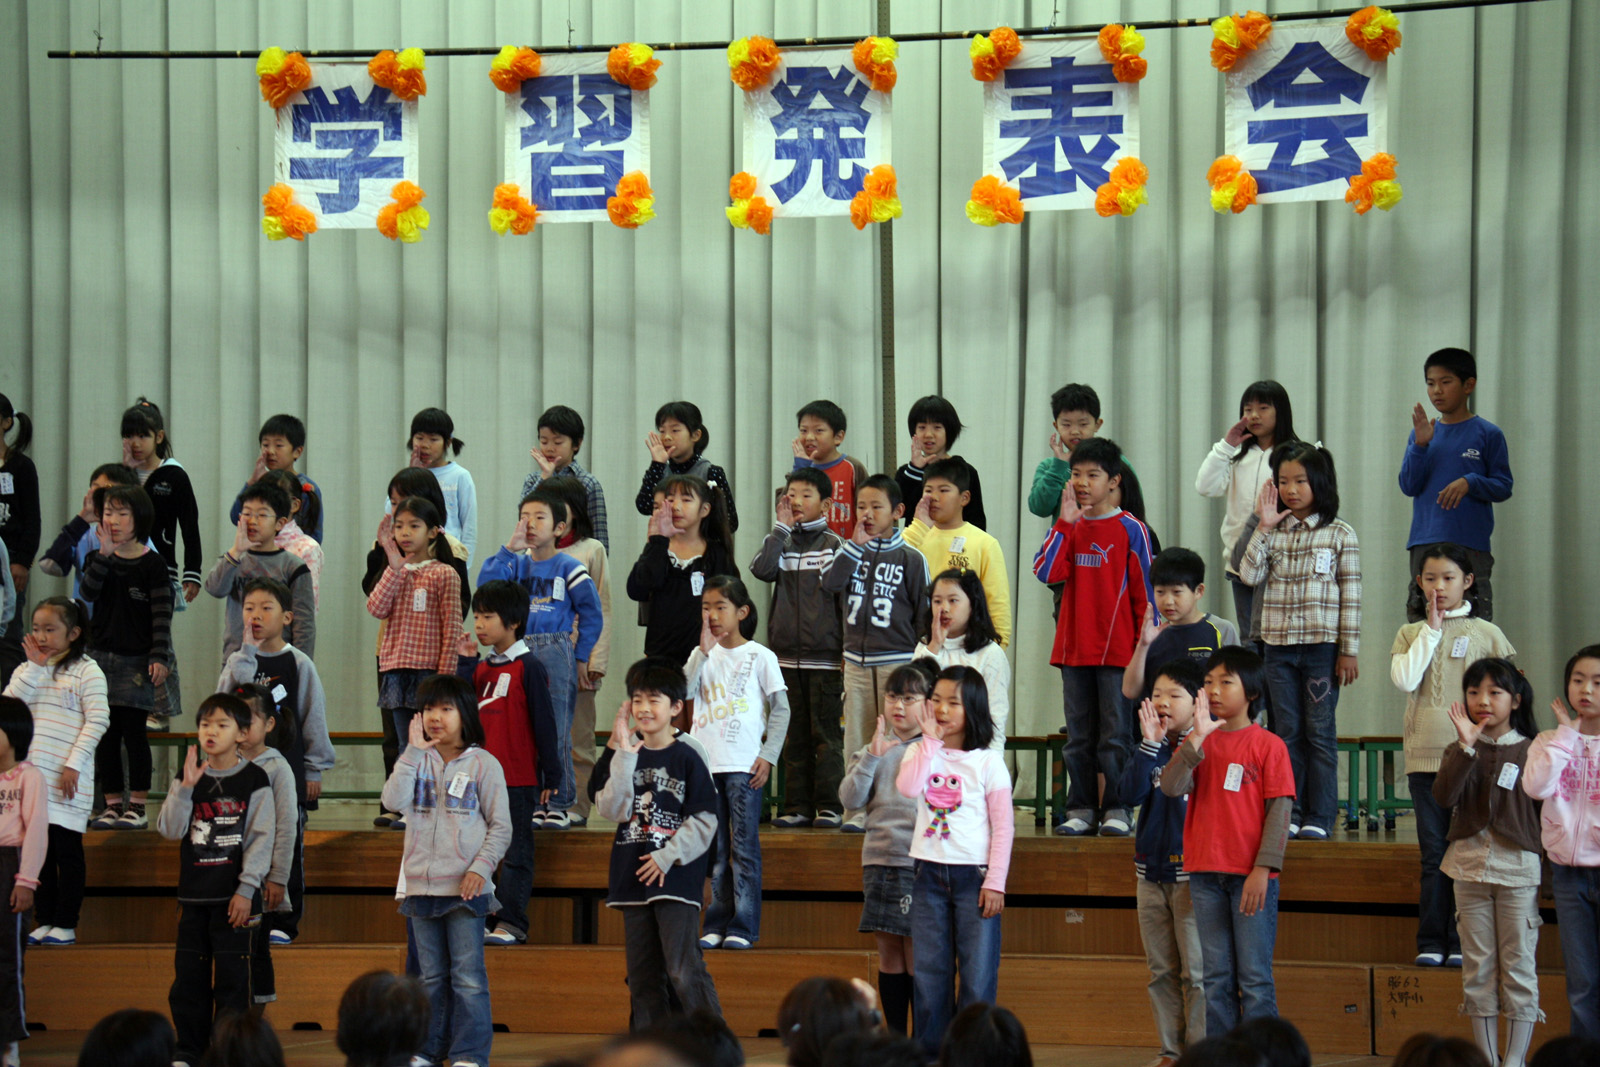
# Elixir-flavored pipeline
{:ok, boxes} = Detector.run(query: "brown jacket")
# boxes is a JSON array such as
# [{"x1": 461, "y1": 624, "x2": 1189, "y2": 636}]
[{"x1": 1433, "y1": 736, "x2": 1542, "y2": 856}]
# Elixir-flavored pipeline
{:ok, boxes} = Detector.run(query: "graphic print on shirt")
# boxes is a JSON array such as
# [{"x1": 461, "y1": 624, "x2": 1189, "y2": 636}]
[
  {"x1": 694, "y1": 653, "x2": 758, "y2": 741},
  {"x1": 190, "y1": 797, "x2": 249, "y2": 867},
  {"x1": 411, "y1": 770, "x2": 481, "y2": 816},
  {"x1": 619, "y1": 764, "x2": 689, "y2": 850},
  {"x1": 923, "y1": 772, "x2": 965, "y2": 840},
  {"x1": 524, "y1": 571, "x2": 574, "y2": 619},
  {"x1": 1557, "y1": 751, "x2": 1600, "y2": 804},
  {"x1": 848, "y1": 559, "x2": 905, "y2": 631},
  {"x1": 1075, "y1": 543, "x2": 1113, "y2": 567}
]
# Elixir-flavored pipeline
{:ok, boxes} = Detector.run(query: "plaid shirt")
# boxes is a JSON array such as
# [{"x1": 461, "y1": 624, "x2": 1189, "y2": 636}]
[
  {"x1": 367, "y1": 560, "x2": 462, "y2": 673},
  {"x1": 521, "y1": 460, "x2": 609, "y2": 553},
  {"x1": 1238, "y1": 513, "x2": 1361, "y2": 656}
]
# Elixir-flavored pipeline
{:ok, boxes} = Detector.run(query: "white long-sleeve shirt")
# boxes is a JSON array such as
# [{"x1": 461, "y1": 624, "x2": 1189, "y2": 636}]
[{"x1": 1195, "y1": 439, "x2": 1275, "y2": 574}]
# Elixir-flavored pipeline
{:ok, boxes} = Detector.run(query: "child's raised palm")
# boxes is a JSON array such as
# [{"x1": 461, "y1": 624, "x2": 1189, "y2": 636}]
[
  {"x1": 1138, "y1": 603, "x2": 1165, "y2": 647},
  {"x1": 78, "y1": 487, "x2": 99, "y2": 524},
  {"x1": 927, "y1": 611, "x2": 947, "y2": 653},
  {"x1": 230, "y1": 515, "x2": 252, "y2": 557},
  {"x1": 180, "y1": 745, "x2": 206, "y2": 789},
  {"x1": 1255, "y1": 479, "x2": 1285, "y2": 528},
  {"x1": 1137, "y1": 699, "x2": 1164, "y2": 744},
  {"x1": 1058, "y1": 483, "x2": 1082, "y2": 524},
  {"x1": 1190, "y1": 690, "x2": 1221, "y2": 746},
  {"x1": 21, "y1": 634, "x2": 48, "y2": 668},
  {"x1": 1552, "y1": 699, "x2": 1575, "y2": 732},
  {"x1": 456, "y1": 631, "x2": 477, "y2": 658},
  {"x1": 1447, "y1": 701, "x2": 1482, "y2": 748},
  {"x1": 915, "y1": 701, "x2": 945, "y2": 743},
  {"x1": 650, "y1": 499, "x2": 678, "y2": 539},
  {"x1": 611, "y1": 701, "x2": 641, "y2": 754},
  {"x1": 698, "y1": 615, "x2": 717, "y2": 655},
  {"x1": 506, "y1": 517, "x2": 530, "y2": 553},
  {"x1": 529, "y1": 447, "x2": 557, "y2": 478},
  {"x1": 775, "y1": 494, "x2": 794, "y2": 528},
  {"x1": 95, "y1": 522, "x2": 115, "y2": 556},
  {"x1": 1425, "y1": 589, "x2": 1445, "y2": 631},
  {"x1": 1411, "y1": 403, "x2": 1435, "y2": 447},
  {"x1": 868, "y1": 715, "x2": 894, "y2": 757},
  {"x1": 646, "y1": 432, "x2": 670, "y2": 464},
  {"x1": 1224, "y1": 417, "x2": 1250, "y2": 447},
  {"x1": 377, "y1": 514, "x2": 404, "y2": 568},
  {"x1": 913, "y1": 495, "x2": 932, "y2": 527},
  {"x1": 407, "y1": 714, "x2": 437, "y2": 752},
  {"x1": 1048, "y1": 432, "x2": 1071, "y2": 462}
]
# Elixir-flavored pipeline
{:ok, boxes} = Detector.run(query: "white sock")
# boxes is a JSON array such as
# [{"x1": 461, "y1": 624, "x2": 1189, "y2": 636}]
[
  {"x1": 1503, "y1": 1019, "x2": 1535, "y2": 1067},
  {"x1": 1471, "y1": 1016, "x2": 1501, "y2": 1067}
]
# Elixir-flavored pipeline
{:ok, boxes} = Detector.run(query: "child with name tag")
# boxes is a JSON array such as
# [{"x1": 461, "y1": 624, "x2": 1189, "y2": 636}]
[
  {"x1": 685, "y1": 577, "x2": 790, "y2": 951},
  {"x1": 626, "y1": 474, "x2": 739, "y2": 671},
  {"x1": 476, "y1": 489, "x2": 602, "y2": 830},
  {"x1": 1391, "y1": 544, "x2": 1516, "y2": 969},
  {"x1": 1160, "y1": 647, "x2": 1294, "y2": 1037},
  {"x1": 1236, "y1": 443, "x2": 1361, "y2": 842},
  {"x1": 1432, "y1": 658, "x2": 1542, "y2": 1067}
]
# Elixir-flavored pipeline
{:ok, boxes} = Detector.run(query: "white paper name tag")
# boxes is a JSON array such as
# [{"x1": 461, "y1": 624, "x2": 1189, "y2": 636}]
[
  {"x1": 492, "y1": 673, "x2": 511, "y2": 700},
  {"x1": 690, "y1": 572, "x2": 705, "y2": 596},
  {"x1": 1313, "y1": 548, "x2": 1333, "y2": 576},
  {"x1": 411, "y1": 589, "x2": 428, "y2": 612},
  {"x1": 1224, "y1": 763, "x2": 1244, "y2": 792},
  {"x1": 950, "y1": 536, "x2": 967, "y2": 553},
  {"x1": 0, "y1": 473, "x2": 12, "y2": 495},
  {"x1": 271, "y1": 684, "x2": 288, "y2": 705},
  {"x1": 552, "y1": 577, "x2": 566, "y2": 601},
  {"x1": 1451, "y1": 636, "x2": 1470, "y2": 659},
  {"x1": 447, "y1": 772, "x2": 470, "y2": 798},
  {"x1": 1497, "y1": 762, "x2": 1520, "y2": 790}
]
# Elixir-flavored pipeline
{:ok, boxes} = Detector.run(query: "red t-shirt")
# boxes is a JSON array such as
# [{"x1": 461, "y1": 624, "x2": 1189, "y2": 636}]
[
  {"x1": 474, "y1": 658, "x2": 541, "y2": 789},
  {"x1": 806, "y1": 455, "x2": 861, "y2": 539},
  {"x1": 1182, "y1": 725, "x2": 1295, "y2": 877}
]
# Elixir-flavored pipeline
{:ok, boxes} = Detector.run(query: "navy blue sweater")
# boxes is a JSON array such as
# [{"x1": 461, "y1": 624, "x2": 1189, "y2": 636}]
[{"x1": 1120, "y1": 735, "x2": 1189, "y2": 884}]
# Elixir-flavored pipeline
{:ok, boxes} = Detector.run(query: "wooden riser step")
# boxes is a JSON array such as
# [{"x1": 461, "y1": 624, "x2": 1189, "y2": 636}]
[
  {"x1": 27, "y1": 946, "x2": 1372, "y2": 1053},
  {"x1": 1372, "y1": 965, "x2": 1571, "y2": 1056}
]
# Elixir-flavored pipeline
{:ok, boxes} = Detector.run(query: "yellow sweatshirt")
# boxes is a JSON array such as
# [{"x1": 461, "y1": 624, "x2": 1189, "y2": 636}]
[{"x1": 904, "y1": 520, "x2": 1011, "y2": 647}]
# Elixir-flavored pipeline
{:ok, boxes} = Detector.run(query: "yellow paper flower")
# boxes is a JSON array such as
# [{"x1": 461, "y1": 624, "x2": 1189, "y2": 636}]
[
  {"x1": 1212, "y1": 16, "x2": 1242, "y2": 48},
  {"x1": 965, "y1": 175, "x2": 1024, "y2": 226},
  {"x1": 256, "y1": 47, "x2": 287, "y2": 76},
  {"x1": 1119, "y1": 28, "x2": 1145, "y2": 55},
  {"x1": 397, "y1": 47, "x2": 425, "y2": 70}
]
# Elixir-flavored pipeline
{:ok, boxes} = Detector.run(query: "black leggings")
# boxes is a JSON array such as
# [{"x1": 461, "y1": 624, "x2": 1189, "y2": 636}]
[
  {"x1": 36, "y1": 825, "x2": 86, "y2": 930},
  {"x1": 95, "y1": 705, "x2": 153, "y2": 795}
]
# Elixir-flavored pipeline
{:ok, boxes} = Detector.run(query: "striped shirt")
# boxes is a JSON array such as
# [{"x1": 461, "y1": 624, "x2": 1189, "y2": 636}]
[
  {"x1": 1238, "y1": 513, "x2": 1362, "y2": 656},
  {"x1": 3, "y1": 658, "x2": 111, "y2": 830},
  {"x1": 367, "y1": 560, "x2": 463, "y2": 674}
]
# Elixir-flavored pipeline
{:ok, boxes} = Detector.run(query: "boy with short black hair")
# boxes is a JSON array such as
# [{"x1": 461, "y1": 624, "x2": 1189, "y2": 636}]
[
  {"x1": 458, "y1": 579, "x2": 560, "y2": 945},
  {"x1": 477, "y1": 489, "x2": 603, "y2": 830},
  {"x1": 1399, "y1": 347, "x2": 1512, "y2": 621},
  {"x1": 1033, "y1": 437, "x2": 1153, "y2": 837},
  {"x1": 1122, "y1": 548, "x2": 1239, "y2": 702},
  {"x1": 904, "y1": 458, "x2": 1011, "y2": 647},
  {"x1": 228, "y1": 414, "x2": 323, "y2": 543},
  {"x1": 1160, "y1": 648, "x2": 1294, "y2": 1037},
  {"x1": 156, "y1": 693, "x2": 276, "y2": 1066},
  {"x1": 1121, "y1": 658, "x2": 1208, "y2": 1064},
  {"x1": 520, "y1": 405, "x2": 610, "y2": 552},
  {"x1": 205, "y1": 484, "x2": 316, "y2": 661},
  {"x1": 216, "y1": 577, "x2": 335, "y2": 944},
  {"x1": 1027, "y1": 383, "x2": 1105, "y2": 521},
  {"x1": 750, "y1": 467, "x2": 847, "y2": 828},
  {"x1": 595, "y1": 658, "x2": 722, "y2": 1030},
  {"x1": 822, "y1": 476, "x2": 930, "y2": 831},
  {"x1": 793, "y1": 400, "x2": 869, "y2": 540}
]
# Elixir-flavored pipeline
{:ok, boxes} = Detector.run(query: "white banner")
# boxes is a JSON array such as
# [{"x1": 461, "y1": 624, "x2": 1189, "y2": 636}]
[
  {"x1": 273, "y1": 63, "x2": 418, "y2": 229},
  {"x1": 504, "y1": 53, "x2": 652, "y2": 224},
  {"x1": 741, "y1": 47, "x2": 891, "y2": 218},
  {"x1": 981, "y1": 37, "x2": 1139, "y2": 212},
  {"x1": 1224, "y1": 24, "x2": 1388, "y2": 203}
]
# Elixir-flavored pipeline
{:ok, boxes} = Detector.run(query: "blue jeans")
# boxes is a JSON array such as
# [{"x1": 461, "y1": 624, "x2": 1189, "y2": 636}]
[
  {"x1": 411, "y1": 899, "x2": 493, "y2": 1066},
  {"x1": 1263, "y1": 643, "x2": 1339, "y2": 831},
  {"x1": 1553, "y1": 864, "x2": 1600, "y2": 1041},
  {"x1": 911, "y1": 861, "x2": 1002, "y2": 1057},
  {"x1": 492, "y1": 786, "x2": 538, "y2": 939},
  {"x1": 526, "y1": 633, "x2": 577, "y2": 811},
  {"x1": 704, "y1": 771, "x2": 763, "y2": 943},
  {"x1": 1407, "y1": 772, "x2": 1459, "y2": 956},
  {"x1": 1189, "y1": 872, "x2": 1279, "y2": 1036},
  {"x1": 1059, "y1": 665, "x2": 1131, "y2": 820}
]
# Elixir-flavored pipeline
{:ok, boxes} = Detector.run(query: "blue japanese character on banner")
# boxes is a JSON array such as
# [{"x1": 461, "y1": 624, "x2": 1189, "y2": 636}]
[
  {"x1": 769, "y1": 67, "x2": 871, "y2": 203},
  {"x1": 1245, "y1": 42, "x2": 1371, "y2": 194},
  {"x1": 288, "y1": 85, "x2": 407, "y2": 215},
  {"x1": 520, "y1": 74, "x2": 632, "y2": 211},
  {"x1": 998, "y1": 57, "x2": 1122, "y2": 198}
]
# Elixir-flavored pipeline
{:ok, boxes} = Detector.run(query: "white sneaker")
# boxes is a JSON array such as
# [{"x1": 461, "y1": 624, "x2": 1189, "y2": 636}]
[
  {"x1": 773, "y1": 813, "x2": 812, "y2": 828},
  {"x1": 40, "y1": 928, "x2": 76, "y2": 946},
  {"x1": 1054, "y1": 817, "x2": 1095, "y2": 837},
  {"x1": 541, "y1": 810, "x2": 571, "y2": 830},
  {"x1": 268, "y1": 930, "x2": 292, "y2": 946},
  {"x1": 1098, "y1": 816, "x2": 1131, "y2": 836},
  {"x1": 484, "y1": 927, "x2": 520, "y2": 945},
  {"x1": 566, "y1": 813, "x2": 588, "y2": 828},
  {"x1": 1414, "y1": 952, "x2": 1445, "y2": 966},
  {"x1": 698, "y1": 933, "x2": 723, "y2": 950},
  {"x1": 26, "y1": 926, "x2": 53, "y2": 946},
  {"x1": 721, "y1": 935, "x2": 753, "y2": 950},
  {"x1": 812, "y1": 811, "x2": 843, "y2": 829},
  {"x1": 90, "y1": 805, "x2": 122, "y2": 830},
  {"x1": 1296, "y1": 825, "x2": 1329, "y2": 841},
  {"x1": 841, "y1": 812, "x2": 867, "y2": 833},
  {"x1": 1288, "y1": 823, "x2": 1301, "y2": 838}
]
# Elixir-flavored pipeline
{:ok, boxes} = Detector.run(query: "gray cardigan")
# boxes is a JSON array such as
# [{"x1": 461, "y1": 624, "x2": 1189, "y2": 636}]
[
  {"x1": 381, "y1": 744, "x2": 511, "y2": 899},
  {"x1": 839, "y1": 735, "x2": 922, "y2": 869}
]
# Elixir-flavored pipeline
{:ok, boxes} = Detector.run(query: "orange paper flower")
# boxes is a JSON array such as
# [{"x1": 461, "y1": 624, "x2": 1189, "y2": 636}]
[
  {"x1": 607, "y1": 171, "x2": 657, "y2": 229},
  {"x1": 1098, "y1": 25, "x2": 1148, "y2": 83},
  {"x1": 729, "y1": 36, "x2": 781, "y2": 91},
  {"x1": 1094, "y1": 157, "x2": 1150, "y2": 218},
  {"x1": 256, "y1": 48, "x2": 312, "y2": 109},
  {"x1": 488, "y1": 183, "x2": 539, "y2": 235},
  {"x1": 726, "y1": 172, "x2": 772, "y2": 235},
  {"x1": 260, "y1": 183, "x2": 318, "y2": 241},
  {"x1": 965, "y1": 175, "x2": 1024, "y2": 226},
  {"x1": 369, "y1": 48, "x2": 427, "y2": 100},
  {"x1": 1345, "y1": 153, "x2": 1403, "y2": 214},
  {"x1": 1345, "y1": 6, "x2": 1402, "y2": 61},
  {"x1": 1210, "y1": 12, "x2": 1273, "y2": 72},
  {"x1": 489, "y1": 46, "x2": 542, "y2": 93},
  {"x1": 377, "y1": 181, "x2": 430, "y2": 242},
  {"x1": 608, "y1": 43, "x2": 662, "y2": 90},
  {"x1": 848, "y1": 165, "x2": 902, "y2": 230},
  {"x1": 1207, "y1": 156, "x2": 1258, "y2": 214},
  {"x1": 852, "y1": 37, "x2": 898, "y2": 93},
  {"x1": 970, "y1": 27, "x2": 1022, "y2": 81}
]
